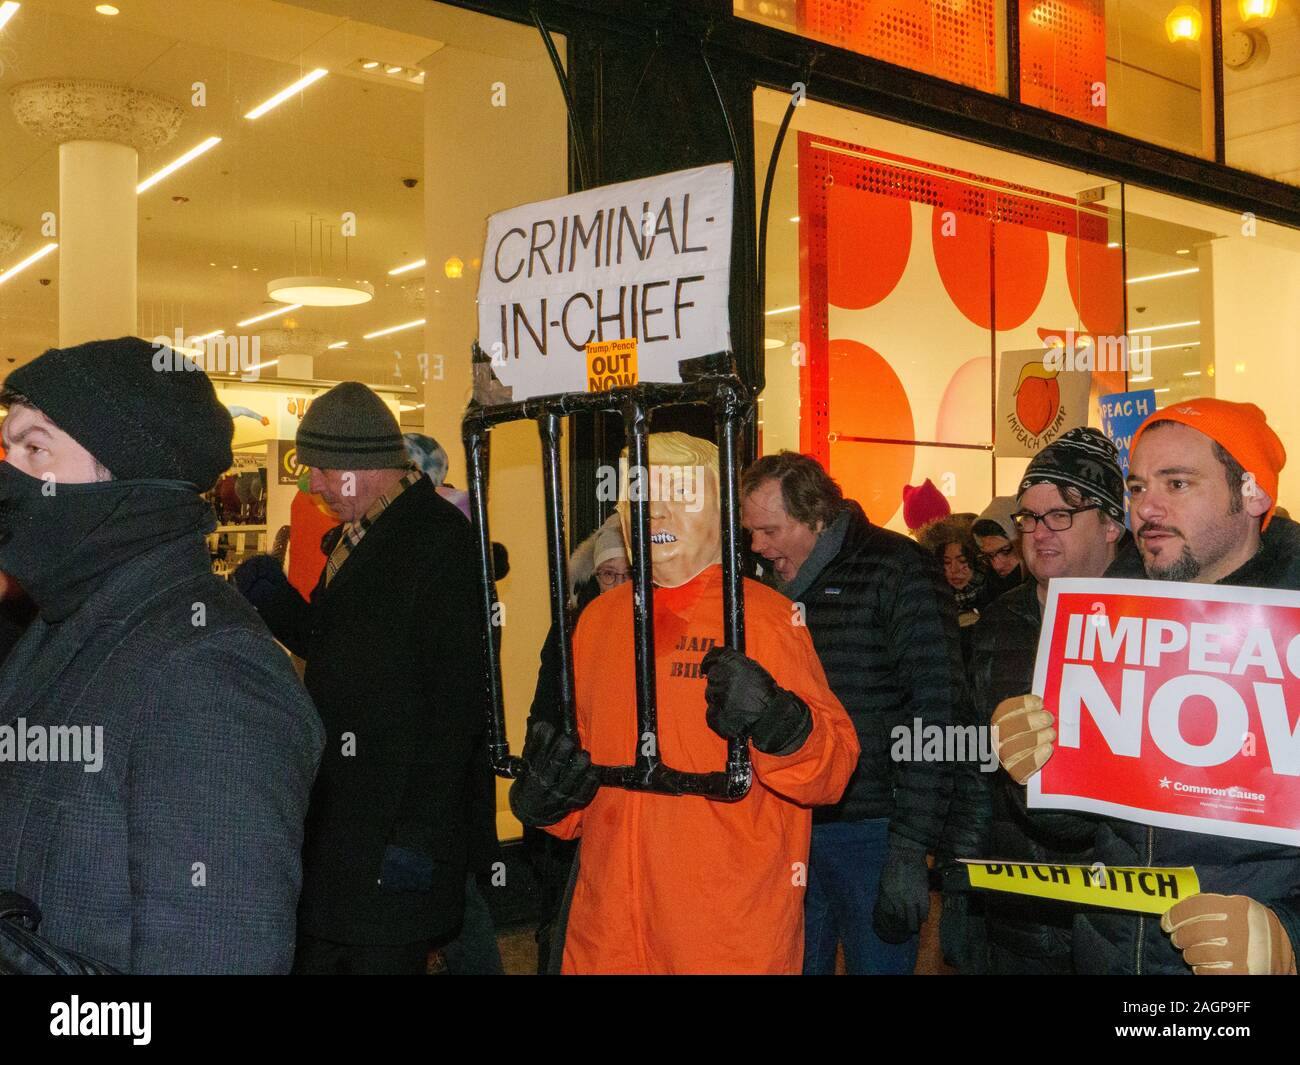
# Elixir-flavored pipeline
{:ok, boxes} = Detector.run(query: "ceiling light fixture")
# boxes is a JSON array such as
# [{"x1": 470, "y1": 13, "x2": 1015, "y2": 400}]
[
  {"x1": 95, "y1": 3, "x2": 119, "y2": 14},
  {"x1": 237, "y1": 303, "x2": 302, "y2": 328},
  {"x1": 362, "y1": 60, "x2": 380, "y2": 69},
  {"x1": 242, "y1": 359, "x2": 279, "y2": 374},
  {"x1": 267, "y1": 276, "x2": 373, "y2": 306},
  {"x1": 137, "y1": 136, "x2": 221, "y2": 193},
  {"x1": 1127, "y1": 267, "x2": 1200, "y2": 284},
  {"x1": 1165, "y1": 5, "x2": 1202, "y2": 42},
  {"x1": 1130, "y1": 376, "x2": 1154, "y2": 383},
  {"x1": 190, "y1": 329, "x2": 225, "y2": 343},
  {"x1": 0, "y1": 241, "x2": 57, "y2": 285},
  {"x1": 363, "y1": 318, "x2": 425, "y2": 340},
  {"x1": 1176, "y1": 248, "x2": 1191, "y2": 255},
  {"x1": 1183, "y1": 370, "x2": 1202, "y2": 377},
  {"x1": 244, "y1": 68, "x2": 328, "y2": 120},
  {"x1": 1140, "y1": 320, "x2": 1200, "y2": 333},
  {"x1": 388, "y1": 258, "x2": 425, "y2": 276},
  {"x1": 764, "y1": 304, "x2": 800, "y2": 316},
  {"x1": 1239, "y1": 0, "x2": 1277, "y2": 20},
  {"x1": 385, "y1": 65, "x2": 403, "y2": 74},
  {"x1": 443, "y1": 257, "x2": 464, "y2": 279},
  {"x1": 327, "y1": 340, "x2": 348, "y2": 349},
  {"x1": 0, "y1": 2, "x2": 19, "y2": 32}
]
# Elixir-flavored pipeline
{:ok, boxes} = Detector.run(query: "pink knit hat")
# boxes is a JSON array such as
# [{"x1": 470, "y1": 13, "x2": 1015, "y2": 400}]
[{"x1": 903, "y1": 478, "x2": 951, "y2": 531}]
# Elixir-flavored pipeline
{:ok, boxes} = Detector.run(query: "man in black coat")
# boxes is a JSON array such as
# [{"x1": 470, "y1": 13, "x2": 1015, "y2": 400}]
[
  {"x1": 741, "y1": 451, "x2": 964, "y2": 974},
  {"x1": 996, "y1": 399, "x2": 1300, "y2": 976},
  {"x1": 0, "y1": 336, "x2": 323, "y2": 973},
  {"x1": 236, "y1": 382, "x2": 495, "y2": 975},
  {"x1": 966, "y1": 428, "x2": 1127, "y2": 974}
]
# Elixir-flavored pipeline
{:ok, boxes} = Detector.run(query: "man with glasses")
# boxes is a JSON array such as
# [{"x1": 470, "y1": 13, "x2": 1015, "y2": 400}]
[
  {"x1": 958, "y1": 427, "x2": 1126, "y2": 974},
  {"x1": 994, "y1": 400, "x2": 1300, "y2": 976}
]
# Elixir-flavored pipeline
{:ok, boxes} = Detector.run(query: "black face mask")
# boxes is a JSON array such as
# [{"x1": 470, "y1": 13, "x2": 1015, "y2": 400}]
[{"x1": 0, "y1": 462, "x2": 215, "y2": 623}]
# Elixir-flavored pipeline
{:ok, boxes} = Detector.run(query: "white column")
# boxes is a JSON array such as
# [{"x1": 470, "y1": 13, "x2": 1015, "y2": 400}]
[
  {"x1": 58, "y1": 140, "x2": 138, "y2": 345},
  {"x1": 10, "y1": 79, "x2": 183, "y2": 347}
]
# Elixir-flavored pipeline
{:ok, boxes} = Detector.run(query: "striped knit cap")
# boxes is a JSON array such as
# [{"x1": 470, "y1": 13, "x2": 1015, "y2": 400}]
[
  {"x1": 1018, "y1": 426, "x2": 1124, "y2": 523},
  {"x1": 295, "y1": 381, "x2": 410, "y2": 470}
]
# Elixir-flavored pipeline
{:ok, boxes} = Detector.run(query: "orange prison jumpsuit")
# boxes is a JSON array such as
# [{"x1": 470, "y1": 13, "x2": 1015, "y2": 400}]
[{"x1": 546, "y1": 564, "x2": 859, "y2": 974}]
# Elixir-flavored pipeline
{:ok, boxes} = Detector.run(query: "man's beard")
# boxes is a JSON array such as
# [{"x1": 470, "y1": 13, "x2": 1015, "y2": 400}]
[{"x1": 1145, "y1": 541, "x2": 1202, "y2": 582}]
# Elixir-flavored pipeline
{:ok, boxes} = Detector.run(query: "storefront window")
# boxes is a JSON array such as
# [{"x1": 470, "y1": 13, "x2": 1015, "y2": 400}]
[
  {"x1": 1019, "y1": 0, "x2": 1212, "y2": 157},
  {"x1": 1221, "y1": 1, "x2": 1300, "y2": 185},
  {"x1": 0, "y1": 0, "x2": 567, "y2": 840},
  {"x1": 756, "y1": 88, "x2": 1120, "y2": 531},
  {"x1": 735, "y1": 0, "x2": 1007, "y2": 94},
  {"x1": 1122, "y1": 186, "x2": 1300, "y2": 469}
]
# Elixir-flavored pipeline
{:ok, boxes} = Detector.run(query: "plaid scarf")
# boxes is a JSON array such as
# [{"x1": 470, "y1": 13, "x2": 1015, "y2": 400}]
[{"x1": 323, "y1": 468, "x2": 421, "y2": 586}]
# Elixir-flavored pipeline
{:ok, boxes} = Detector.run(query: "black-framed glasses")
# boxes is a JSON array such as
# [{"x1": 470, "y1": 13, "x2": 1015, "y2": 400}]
[
  {"x1": 596, "y1": 567, "x2": 631, "y2": 587},
  {"x1": 978, "y1": 543, "x2": 1017, "y2": 563},
  {"x1": 1012, "y1": 504, "x2": 1100, "y2": 533}
]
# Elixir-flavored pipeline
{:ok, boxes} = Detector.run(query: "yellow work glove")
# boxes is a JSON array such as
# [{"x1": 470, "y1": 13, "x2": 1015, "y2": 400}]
[
  {"x1": 990, "y1": 694, "x2": 1056, "y2": 785},
  {"x1": 1161, "y1": 894, "x2": 1297, "y2": 976}
]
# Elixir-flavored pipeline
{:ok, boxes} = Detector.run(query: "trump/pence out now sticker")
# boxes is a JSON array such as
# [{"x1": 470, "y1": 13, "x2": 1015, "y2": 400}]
[{"x1": 1028, "y1": 578, "x2": 1300, "y2": 847}]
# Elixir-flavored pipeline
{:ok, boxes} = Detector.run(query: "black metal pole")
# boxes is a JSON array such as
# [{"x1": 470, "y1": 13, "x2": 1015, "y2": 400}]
[
  {"x1": 538, "y1": 413, "x2": 578, "y2": 738},
  {"x1": 463, "y1": 413, "x2": 520, "y2": 777},
  {"x1": 715, "y1": 376, "x2": 753, "y2": 799},
  {"x1": 622, "y1": 393, "x2": 659, "y2": 776}
]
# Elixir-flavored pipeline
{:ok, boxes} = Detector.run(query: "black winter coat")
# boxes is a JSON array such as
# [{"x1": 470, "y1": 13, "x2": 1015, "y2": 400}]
[
  {"x1": 1072, "y1": 516, "x2": 1300, "y2": 974},
  {"x1": 258, "y1": 476, "x2": 495, "y2": 946},
  {"x1": 0, "y1": 536, "x2": 323, "y2": 972},
  {"x1": 791, "y1": 501, "x2": 963, "y2": 847},
  {"x1": 968, "y1": 578, "x2": 1098, "y2": 967}
]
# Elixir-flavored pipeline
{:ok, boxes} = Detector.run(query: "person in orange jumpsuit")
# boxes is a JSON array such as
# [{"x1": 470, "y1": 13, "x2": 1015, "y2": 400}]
[{"x1": 510, "y1": 432, "x2": 860, "y2": 974}]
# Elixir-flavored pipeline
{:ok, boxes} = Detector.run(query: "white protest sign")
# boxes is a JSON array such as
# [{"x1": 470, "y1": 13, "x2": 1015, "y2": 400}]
[{"x1": 476, "y1": 163, "x2": 733, "y2": 401}]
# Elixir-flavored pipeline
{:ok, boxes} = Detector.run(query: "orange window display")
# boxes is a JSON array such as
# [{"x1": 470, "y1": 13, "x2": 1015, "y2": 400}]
[{"x1": 796, "y1": 131, "x2": 1124, "y2": 526}]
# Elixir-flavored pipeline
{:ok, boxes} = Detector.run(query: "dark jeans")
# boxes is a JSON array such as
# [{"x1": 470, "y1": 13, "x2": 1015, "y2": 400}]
[
  {"x1": 293, "y1": 934, "x2": 430, "y2": 975},
  {"x1": 803, "y1": 817, "x2": 920, "y2": 975}
]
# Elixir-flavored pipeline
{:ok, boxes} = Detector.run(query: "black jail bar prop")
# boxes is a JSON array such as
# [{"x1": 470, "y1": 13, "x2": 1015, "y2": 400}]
[{"x1": 462, "y1": 351, "x2": 754, "y2": 801}]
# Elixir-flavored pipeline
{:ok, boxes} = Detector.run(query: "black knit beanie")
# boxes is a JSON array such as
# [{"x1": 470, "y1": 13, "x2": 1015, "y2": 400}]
[
  {"x1": 1018, "y1": 426, "x2": 1125, "y2": 522},
  {"x1": 4, "y1": 336, "x2": 234, "y2": 491},
  {"x1": 295, "y1": 381, "x2": 409, "y2": 470}
]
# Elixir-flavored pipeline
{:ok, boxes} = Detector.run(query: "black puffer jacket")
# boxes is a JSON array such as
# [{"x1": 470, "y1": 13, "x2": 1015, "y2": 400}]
[
  {"x1": 1073, "y1": 515, "x2": 1300, "y2": 974},
  {"x1": 782, "y1": 501, "x2": 963, "y2": 847},
  {"x1": 968, "y1": 578, "x2": 1098, "y2": 969}
]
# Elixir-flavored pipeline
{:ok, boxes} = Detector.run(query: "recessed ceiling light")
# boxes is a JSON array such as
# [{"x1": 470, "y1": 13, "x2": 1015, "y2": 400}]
[
  {"x1": 1107, "y1": 241, "x2": 1120, "y2": 248},
  {"x1": 244, "y1": 68, "x2": 328, "y2": 120},
  {"x1": 363, "y1": 318, "x2": 424, "y2": 340},
  {"x1": 764, "y1": 304, "x2": 799, "y2": 316},
  {"x1": 237, "y1": 303, "x2": 302, "y2": 328},
  {"x1": 1127, "y1": 267, "x2": 1199, "y2": 284},
  {"x1": 327, "y1": 340, "x2": 348, "y2": 349},
  {"x1": 385, "y1": 65, "x2": 403, "y2": 74},
  {"x1": 0, "y1": 3, "x2": 19, "y2": 33},
  {"x1": 764, "y1": 337, "x2": 785, "y2": 349},
  {"x1": 387, "y1": 258, "x2": 425, "y2": 276},
  {"x1": 789, "y1": 215, "x2": 800, "y2": 222},
  {"x1": 361, "y1": 59, "x2": 380, "y2": 69},
  {"x1": 95, "y1": 3, "x2": 119, "y2": 14},
  {"x1": 191, "y1": 329, "x2": 224, "y2": 343},
  {"x1": 1176, "y1": 248, "x2": 1191, "y2": 255},
  {"x1": 0, "y1": 241, "x2": 58, "y2": 286},
  {"x1": 137, "y1": 136, "x2": 221, "y2": 193}
]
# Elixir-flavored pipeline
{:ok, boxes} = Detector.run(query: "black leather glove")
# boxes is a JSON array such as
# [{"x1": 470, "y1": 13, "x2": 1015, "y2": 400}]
[
  {"x1": 233, "y1": 553, "x2": 290, "y2": 611},
  {"x1": 872, "y1": 838, "x2": 932, "y2": 944},
  {"x1": 700, "y1": 646, "x2": 813, "y2": 755},
  {"x1": 508, "y1": 721, "x2": 600, "y2": 828}
]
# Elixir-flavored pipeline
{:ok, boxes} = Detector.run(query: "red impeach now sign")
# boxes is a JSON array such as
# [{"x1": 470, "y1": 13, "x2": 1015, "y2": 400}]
[{"x1": 1029, "y1": 578, "x2": 1300, "y2": 847}]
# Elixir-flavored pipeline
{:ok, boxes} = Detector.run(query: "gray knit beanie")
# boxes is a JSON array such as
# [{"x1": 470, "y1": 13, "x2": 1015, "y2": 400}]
[{"x1": 296, "y1": 381, "x2": 409, "y2": 470}]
